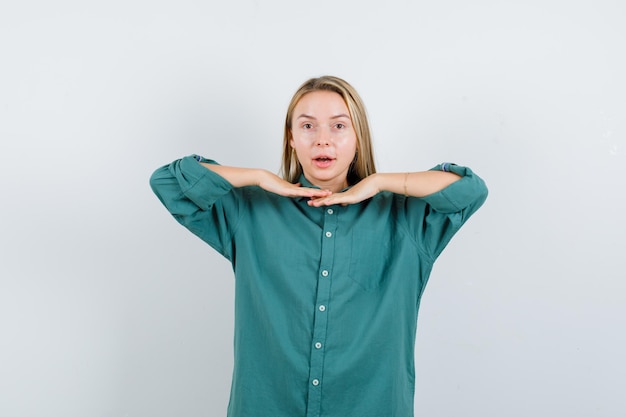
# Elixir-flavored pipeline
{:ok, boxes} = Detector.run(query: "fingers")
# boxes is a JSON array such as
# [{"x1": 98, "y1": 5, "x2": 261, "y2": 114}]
[
  {"x1": 307, "y1": 185, "x2": 376, "y2": 207},
  {"x1": 307, "y1": 198, "x2": 330, "y2": 207},
  {"x1": 263, "y1": 179, "x2": 331, "y2": 198},
  {"x1": 307, "y1": 194, "x2": 350, "y2": 207},
  {"x1": 292, "y1": 186, "x2": 332, "y2": 199}
]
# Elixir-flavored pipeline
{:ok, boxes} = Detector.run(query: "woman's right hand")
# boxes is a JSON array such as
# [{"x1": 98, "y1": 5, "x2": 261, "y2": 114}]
[
  {"x1": 201, "y1": 163, "x2": 331, "y2": 199},
  {"x1": 257, "y1": 170, "x2": 332, "y2": 199}
]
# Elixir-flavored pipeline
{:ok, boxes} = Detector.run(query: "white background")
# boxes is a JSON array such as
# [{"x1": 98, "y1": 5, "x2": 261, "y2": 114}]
[{"x1": 1, "y1": 1, "x2": 625, "y2": 416}]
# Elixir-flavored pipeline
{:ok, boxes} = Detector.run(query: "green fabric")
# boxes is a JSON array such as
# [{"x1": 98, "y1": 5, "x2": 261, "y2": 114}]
[{"x1": 150, "y1": 155, "x2": 488, "y2": 417}]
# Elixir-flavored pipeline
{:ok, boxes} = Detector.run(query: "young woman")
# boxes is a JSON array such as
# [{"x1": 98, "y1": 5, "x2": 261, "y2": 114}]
[{"x1": 150, "y1": 76, "x2": 488, "y2": 417}]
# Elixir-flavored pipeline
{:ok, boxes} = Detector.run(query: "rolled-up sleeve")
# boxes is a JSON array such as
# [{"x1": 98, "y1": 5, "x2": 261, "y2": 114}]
[
  {"x1": 149, "y1": 155, "x2": 240, "y2": 259},
  {"x1": 407, "y1": 163, "x2": 488, "y2": 261}
]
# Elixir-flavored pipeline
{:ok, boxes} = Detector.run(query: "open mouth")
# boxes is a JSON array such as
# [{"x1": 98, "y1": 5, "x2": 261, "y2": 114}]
[{"x1": 313, "y1": 156, "x2": 334, "y2": 168}]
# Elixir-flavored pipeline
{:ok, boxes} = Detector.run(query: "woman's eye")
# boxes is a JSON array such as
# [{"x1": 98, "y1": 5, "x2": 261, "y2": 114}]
[
  {"x1": 303, "y1": 123, "x2": 313, "y2": 129},
  {"x1": 336, "y1": 123, "x2": 345, "y2": 129}
]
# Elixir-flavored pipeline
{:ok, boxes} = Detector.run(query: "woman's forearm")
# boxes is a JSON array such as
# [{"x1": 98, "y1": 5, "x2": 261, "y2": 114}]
[
  {"x1": 200, "y1": 163, "x2": 268, "y2": 188},
  {"x1": 373, "y1": 171, "x2": 461, "y2": 197}
]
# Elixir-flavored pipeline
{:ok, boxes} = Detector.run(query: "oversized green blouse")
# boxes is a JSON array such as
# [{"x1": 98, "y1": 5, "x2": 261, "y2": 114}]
[{"x1": 150, "y1": 155, "x2": 488, "y2": 417}]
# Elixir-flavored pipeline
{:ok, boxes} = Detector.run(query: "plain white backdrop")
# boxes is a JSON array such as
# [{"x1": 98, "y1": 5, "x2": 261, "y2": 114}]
[{"x1": 1, "y1": 1, "x2": 625, "y2": 416}]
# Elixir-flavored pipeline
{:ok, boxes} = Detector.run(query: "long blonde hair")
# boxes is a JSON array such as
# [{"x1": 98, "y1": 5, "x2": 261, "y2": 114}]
[{"x1": 281, "y1": 76, "x2": 376, "y2": 184}]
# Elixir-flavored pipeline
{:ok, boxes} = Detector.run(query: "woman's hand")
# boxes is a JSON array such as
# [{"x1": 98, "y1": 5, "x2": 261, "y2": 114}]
[
  {"x1": 201, "y1": 163, "x2": 332, "y2": 199},
  {"x1": 307, "y1": 170, "x2": 463, "y2": 207},
  {"x1": 307, "y1": 174, "x2": 380, "y2": 207},
  {"x1": 258, "y1": 170, "x2": 332, "y2": 199}
]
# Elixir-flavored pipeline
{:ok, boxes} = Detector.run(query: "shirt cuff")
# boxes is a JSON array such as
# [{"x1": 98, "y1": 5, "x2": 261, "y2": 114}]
[{"x1": 422, "y1": 163, "x2": 487, "y2": 214}]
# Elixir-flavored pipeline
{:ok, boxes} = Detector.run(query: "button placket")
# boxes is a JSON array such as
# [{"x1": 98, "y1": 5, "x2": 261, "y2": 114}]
[{"x1": 306, "y1": 206, "x2": 338, "y2": 417}]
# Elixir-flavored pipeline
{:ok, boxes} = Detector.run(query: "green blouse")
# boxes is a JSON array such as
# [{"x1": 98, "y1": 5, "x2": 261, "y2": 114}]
[{"x1": 150, "y1": 155, "x2": 488, "y2": 417}]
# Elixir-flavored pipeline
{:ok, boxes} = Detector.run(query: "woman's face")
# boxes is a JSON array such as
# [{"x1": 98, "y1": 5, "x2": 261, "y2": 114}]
[{"x1": 290, "y1": 90, "x2": 357, "y2": 192}]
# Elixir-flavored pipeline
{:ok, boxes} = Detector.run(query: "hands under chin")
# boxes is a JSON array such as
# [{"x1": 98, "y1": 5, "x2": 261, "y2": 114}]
[
  {"x1": 258, "y1": 171, "x2": 380, "y2": 206},
  {"x1": 307, "y1": 175, "x2": 380, "y2": 207}
]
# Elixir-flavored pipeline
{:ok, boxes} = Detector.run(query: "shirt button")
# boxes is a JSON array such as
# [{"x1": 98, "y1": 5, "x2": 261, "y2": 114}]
[
  {"x1": 319, "y1": 305, "x2": 326, "y2": 312},
  {"x1": 321, "y1": 270, "x2": 329, "y2": 277},
  {"x1": 312, "y1": 379, "x2": 320, "y2": 386},
  {"x1": 327, "y1": 209, "x2": 334, "y2": 215},
  {"x1": 315, "y1": 342, "x2": 322, "y2": 349},
  {"x1": 325, "y1": 231, "x2": 332, "y2": 238}
]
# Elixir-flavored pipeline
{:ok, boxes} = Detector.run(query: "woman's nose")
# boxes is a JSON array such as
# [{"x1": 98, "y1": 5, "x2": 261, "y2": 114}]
[{"x1": 316, "y1": 129, "x2": 331, "y2": 146}]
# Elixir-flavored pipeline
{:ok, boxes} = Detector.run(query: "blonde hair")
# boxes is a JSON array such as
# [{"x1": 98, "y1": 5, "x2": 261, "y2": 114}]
[{"x1": 281, "y1": 75, "x2": 376, "y2": 184}]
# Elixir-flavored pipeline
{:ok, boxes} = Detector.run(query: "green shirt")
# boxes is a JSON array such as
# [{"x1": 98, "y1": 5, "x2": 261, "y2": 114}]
[{"x1": 150, "y1": 155, "x2": 488, "y2": 417}]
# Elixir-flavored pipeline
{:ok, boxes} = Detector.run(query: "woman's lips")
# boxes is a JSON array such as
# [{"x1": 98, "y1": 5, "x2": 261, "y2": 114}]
[{"x1": 313, "y1": 157, "x2": 334, "y2": 168}]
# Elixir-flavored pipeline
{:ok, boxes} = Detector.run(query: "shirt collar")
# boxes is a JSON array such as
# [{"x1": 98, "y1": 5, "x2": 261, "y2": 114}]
[{"x1": 298, "y1": 174, "x2": 318, "y2": 189}]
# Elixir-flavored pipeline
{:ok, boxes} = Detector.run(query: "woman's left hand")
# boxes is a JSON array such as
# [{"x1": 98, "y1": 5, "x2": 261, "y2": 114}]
[{"x1": 307, "y1": 174, "x2": 380, "y2": 207}]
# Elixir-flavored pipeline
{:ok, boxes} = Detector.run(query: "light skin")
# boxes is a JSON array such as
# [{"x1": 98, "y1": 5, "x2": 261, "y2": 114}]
[
  {"x1": 289, "y1": 90, "x2": 357, "y2": 194},
  {"x1": 201, "y1": 90, "x2": 461, "y2": 204}
]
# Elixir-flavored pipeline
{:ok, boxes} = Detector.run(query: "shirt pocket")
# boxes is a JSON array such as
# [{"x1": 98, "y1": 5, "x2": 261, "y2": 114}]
[{"x1": 348, "y1": 231, "x2": 391, "y2": 291}]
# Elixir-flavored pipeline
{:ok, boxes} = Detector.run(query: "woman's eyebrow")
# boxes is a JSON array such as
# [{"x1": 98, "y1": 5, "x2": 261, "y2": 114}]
[{"x1": 296, "y1": 113, "x2": 350, "y2": 120}]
